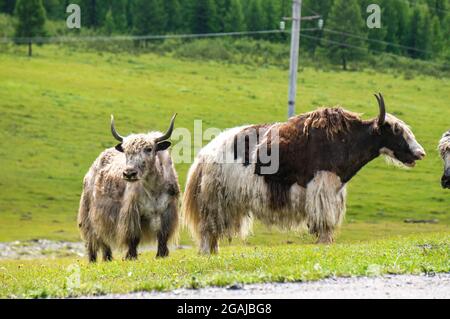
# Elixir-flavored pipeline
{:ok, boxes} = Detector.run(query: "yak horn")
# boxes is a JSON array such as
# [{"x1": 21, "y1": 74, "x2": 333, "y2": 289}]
[
  {"x1": 111, "y1": 115, "x2": 124, "y2": 142},
  {"x1": 155, "y1": 113, "x2": 177, "y2": 143},
  {"x1": 374, "y1": 93, "x2": 386, "y2": 126}
]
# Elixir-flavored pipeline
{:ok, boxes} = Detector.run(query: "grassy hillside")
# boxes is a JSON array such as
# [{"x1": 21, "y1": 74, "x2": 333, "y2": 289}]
[{"x1": 0, "y1": 45, "x2": 448, "y2": 243}]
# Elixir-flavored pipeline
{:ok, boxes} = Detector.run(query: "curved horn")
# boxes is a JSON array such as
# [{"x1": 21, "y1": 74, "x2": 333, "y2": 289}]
[
  {"x1": 110, "y1": 115, "x2": 124, "y2": 142},
  {"x1": 155, "y1": 113, "x2": 177, "y2": 143},
  {"x1": 374, "y1": 93, "x2": 386, "y2": 126}
]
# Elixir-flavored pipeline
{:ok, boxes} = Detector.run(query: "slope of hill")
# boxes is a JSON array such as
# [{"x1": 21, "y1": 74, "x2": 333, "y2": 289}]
[{"x1": 0, "y1": 45, "x2": 448, "y2": 242}]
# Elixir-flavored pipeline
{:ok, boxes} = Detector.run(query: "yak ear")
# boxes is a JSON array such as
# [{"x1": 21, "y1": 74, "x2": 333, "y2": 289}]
[
  {"x1": 115, "y1": 143, "x2": 124, "y2": 152},
  {"x1": 156, "y1": 141, "x2": 171, "y2": 152},
  {"x1": 370, "y1": 122, "x2": 382, "y2": 135}
]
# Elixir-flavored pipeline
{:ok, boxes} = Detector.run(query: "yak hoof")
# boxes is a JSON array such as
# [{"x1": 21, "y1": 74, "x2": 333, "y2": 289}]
[
  {"x1": 125, "y1": 253, "x2": 138, "y2": 261},
  {"x1": 156, "y1": 247, "x2": 169, "y2": 258},
  {"x1": 316, "y1": 234, "x2": 334, "y2": 245}
]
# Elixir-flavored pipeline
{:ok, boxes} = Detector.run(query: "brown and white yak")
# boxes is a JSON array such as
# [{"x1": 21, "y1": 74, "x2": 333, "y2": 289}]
[
  {"x1": 183, "y1": 94, "x2": 426, "y2": 254},
  {"x1": 439, "y1": 130, "x2": 450, "y2": 189},
  {"x1": 78, "y1": 115, "x2": 180, "y2": 262}
]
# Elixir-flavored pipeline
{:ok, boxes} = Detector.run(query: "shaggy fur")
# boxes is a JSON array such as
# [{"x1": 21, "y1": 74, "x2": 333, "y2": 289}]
[
  {"x1": 439, "y1": 130, "x2": 450, "y2": 188},
  {"x1": 439, "y1": 131, "x2": 450, "y2": 158},
  {"x1": 183, "y1": 98, "x2": 425, "y2": 254},
  {"x1": 78, "y1": 131, "x2": 180, "y2": 262},
  {"x1": 302, "y1": 107, "x2": 362, "y2": 138}
]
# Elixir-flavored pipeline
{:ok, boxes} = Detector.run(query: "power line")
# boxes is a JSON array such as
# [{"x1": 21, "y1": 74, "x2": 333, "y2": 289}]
[
  {"x1": 0, "y1": 29, "x2": 289, "y2": 44},
  {"x1": 300, "y1": 32, "x2": 450, "y2": 68},
  {"x1": 318, "y1": 28, "x2": 434, "y2": 55},
  {"x1": 1, "y1": 26, "x2": 446, "y2": 68},
  {"x1": 302, "y1": 4, "x2": 320, "y2": 17}
]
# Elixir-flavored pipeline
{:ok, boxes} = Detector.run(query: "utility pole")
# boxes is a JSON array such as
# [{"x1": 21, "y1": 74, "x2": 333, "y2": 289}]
[{"x1": 287, "y1": 0, "x2": 302, "y2": 118}]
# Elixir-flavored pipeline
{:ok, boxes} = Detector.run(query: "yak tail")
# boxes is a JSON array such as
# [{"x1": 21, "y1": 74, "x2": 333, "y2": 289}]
[
  {"x1": 77, "y1": 187, "x2": 91, "y2": 242},
  {"x1": 167, "y1": 197, "x2": 180, "y2": 248},
  {"x1": 182, "y1": 160, "x2": 203, "y2": 241}
]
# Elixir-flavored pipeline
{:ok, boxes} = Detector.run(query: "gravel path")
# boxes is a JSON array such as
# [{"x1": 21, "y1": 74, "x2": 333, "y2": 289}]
[
  {"x1": 95, "y1": 274, "x2": 450, "y2": 299},
  {"x1": 0, "y1": 240, "x2": 190, "y2": 260},
  {"x1": 0, "y1": 240, "x2": 85, "y2": 260}
]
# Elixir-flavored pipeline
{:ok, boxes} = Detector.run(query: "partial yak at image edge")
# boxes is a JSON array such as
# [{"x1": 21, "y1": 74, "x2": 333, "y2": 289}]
[{"x1": 439, "y1": 130, "x2": 450, "y2": 189}]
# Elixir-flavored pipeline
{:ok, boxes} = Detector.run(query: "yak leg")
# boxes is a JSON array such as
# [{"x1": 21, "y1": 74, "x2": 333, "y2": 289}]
[
  {"x1": 156, "y1": 233, "x2": 169, "y2": 258},
  {"x1": 87, "y1": 240, "x2": 98, "y2": 263},
  {"x1": 125, "y1": 237, "x2": 140, "y2": 260},
  {"x1": 316, "y1": 227, "x2": 335, "y2": 244},
  {"x1": 199, "y1": 232, "x2": 219, "y2": 255},
  {"x1": 305, "y1": 171, "x2": 347, "y2": 245},
  {"x1": 156, "y1": 200, "x2": 178, "y2": 258},
  {"x1": 100, "y1": 241, "x2": 113, "y2": 262}
]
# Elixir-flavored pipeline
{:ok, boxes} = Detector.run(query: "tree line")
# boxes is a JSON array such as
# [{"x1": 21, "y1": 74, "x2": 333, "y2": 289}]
[{"x1": 1, "y1": 0, "x2": 449, "y2": 65}]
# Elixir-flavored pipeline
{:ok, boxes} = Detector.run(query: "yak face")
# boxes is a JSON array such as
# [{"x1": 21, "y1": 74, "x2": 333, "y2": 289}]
[
  {"x1": 439, "y1": 131, "x2": 450, "y2": 189},
  {"x1": 116, "y1": 134, "x2": 171, "y2": 182},
  {"x1": 110, "y1": 114, "x2": 176, "y2": 183},
  {"x1": 378, "y1": 114, "x2": 426, "y2": 168}
]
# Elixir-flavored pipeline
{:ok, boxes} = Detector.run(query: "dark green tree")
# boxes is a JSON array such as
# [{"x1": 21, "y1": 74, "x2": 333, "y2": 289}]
[
  {"x1": 262, "y1": 0, "x2": 279, "y2": 29},
  {"x1": 216, "y1": 0, "x2": 228, "y2": 32},
  {"x1": 417, "y1": 7, "x2": 432, "y2": 59},
  {"x1": 223, "y1": 0, "x2": 245, "y2": 32},
  {"x1": 42, "y1": 0, "x2": 63, "y2": 19},
  {"x1": 164, "y1": 0, "x2": 182, "y2": 33},
  {"x1": 0, "y1": 0, "x2": 16, "y2": 14},
  {"x1": 442, "y1": 12, "x2": 450, "y2": 61},
  {"x1": 426, "y1": 0, "x2": 448, "y2": 22},
  {"x1": 14, "y1": 0, "x2": 46, "y2": 56},
  {"x1": 103, "y1": 8, "x2": 114, "y2": 35},
  {"x1": 125, "y1": 0, "x2": 133, "y2": 29},
  {"x1": 320, "y1": 0, "x2": 367, "y2": 70},
  {"x1": 407, "y1": 7, "x2": 421, "y2": 58},
  {"x1": 407, "y1": 6, "x2": 432, "y2": 59},
  {"x1": 430, "y1": 15, "x2": 443, "y2": 57},
  {"x1": 132, "y1": 0, "x2": 166, "y2": 37},
  {"x1": 246, "y1": 0, "x2": 265, "y2": 31},
  {"x1": 302, "y1": 0, "x2": 334, "y2": 51},
  {"x1": 80, "y1": 0, "x2": 109, "y2": 28},
  {"x1": 192, "y1": 0, "x2": 219, "y2": 33},
  {"x1": 80, "y1": 0, "x2": 96, "y2": 28},
  {"x1": 382, "y1": 0, "x2": 403, "y2": 54},
  {"x1": 110, "y1": 0, "x2": 127, "y2": 33},
  {"x1": 180, "y1": 0, "x2": 196, "y2": 32}
]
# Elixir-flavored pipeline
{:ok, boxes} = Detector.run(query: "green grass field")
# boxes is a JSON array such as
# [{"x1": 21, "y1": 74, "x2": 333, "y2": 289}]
[
  {"x1": 0, "y1": 45, "x2": 448, "y2": 297},
  {"x1": 0, "y1": 45, "x2": 448, "y2": 241},
  {"x1": 1, "y1": 233, "x2": 448, "y2": 298}
]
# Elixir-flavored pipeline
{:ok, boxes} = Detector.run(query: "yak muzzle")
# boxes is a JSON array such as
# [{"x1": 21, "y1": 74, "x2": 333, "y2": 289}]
[
  {"x1": 413, "y1": 149, "x2": 426, "y2": 160},
  {"x1": 123, "y1": 168, "x2": 138, "y2": 182}
]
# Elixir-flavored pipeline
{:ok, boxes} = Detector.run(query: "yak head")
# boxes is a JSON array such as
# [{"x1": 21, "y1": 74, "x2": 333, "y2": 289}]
[
  {"x1": 439, "y1": 131, "x2": 450, "y2": 189},
  {"x1": 371, "y1": 93, "x2": 426, "y2": 168},
  {"x1": 110, "y1": 114, "x2": 176, "y2": 182}
]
